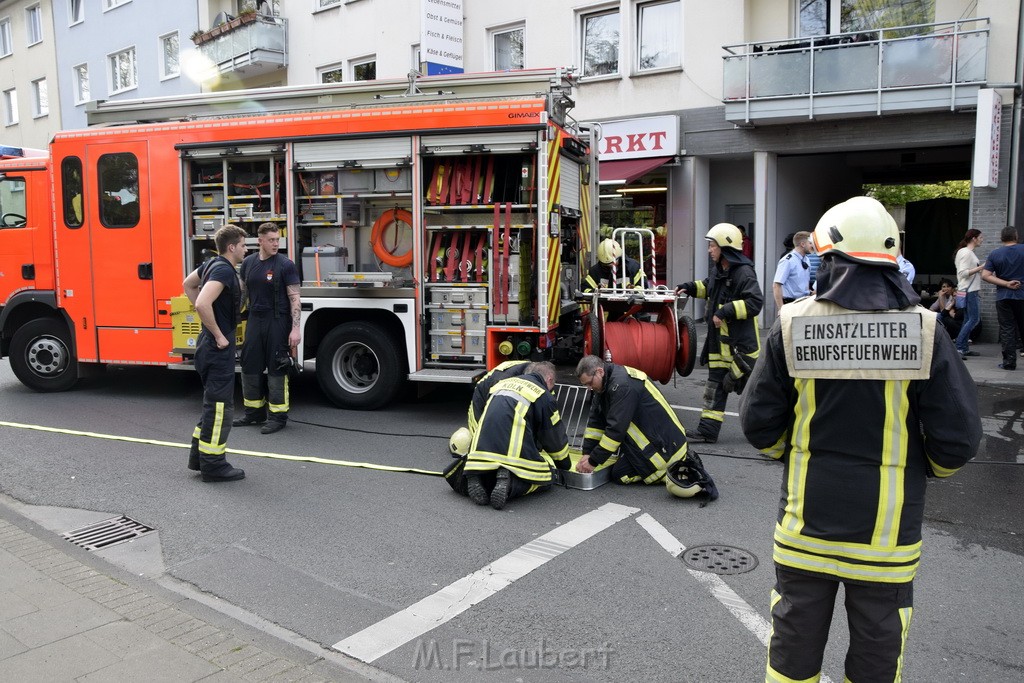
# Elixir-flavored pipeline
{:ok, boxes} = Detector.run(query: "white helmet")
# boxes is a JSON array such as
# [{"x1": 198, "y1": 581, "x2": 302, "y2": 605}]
[
  {"x1": 449, "y1": 427, "x2": 472, "y2": 457},
  {"x1": 812, "y1": 196, "x2": 899, "y2": 268},
  {"x1": 597, "y1": 238, "x2": 623, "y2": 264},
  {"x1": 705, "y1": 223, "x2": 743, "y2": 251},
  {"x1": 665, "y1": 453, "x2": 719, "y2": 503}
]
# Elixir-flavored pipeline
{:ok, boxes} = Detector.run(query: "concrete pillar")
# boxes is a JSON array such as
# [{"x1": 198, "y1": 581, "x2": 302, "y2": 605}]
[{"x1": 754, "y1": 151, "x2": 778, "y2": 323}]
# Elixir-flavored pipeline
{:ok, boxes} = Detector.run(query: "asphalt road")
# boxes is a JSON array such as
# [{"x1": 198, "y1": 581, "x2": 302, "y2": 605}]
[{"x1": 0, "y1": 360, "x2": 1021, "y2": 682}]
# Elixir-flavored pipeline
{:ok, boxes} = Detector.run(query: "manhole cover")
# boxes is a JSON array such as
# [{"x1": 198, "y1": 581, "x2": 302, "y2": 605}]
[
  {"x1": 682, "y1": 545, "x2": 758, "y2": 575},
  {"x1": 63, "y1": 515, "x2": 154, "y2": 551}
]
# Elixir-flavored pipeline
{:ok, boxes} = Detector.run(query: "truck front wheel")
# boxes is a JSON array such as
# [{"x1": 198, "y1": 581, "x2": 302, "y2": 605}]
[
  {"x1": 9, "y1": 318, "x2": 79, "y2": 392},
  {"x1": 316, "y1": 321, "x2": 404, "y2": 410}
]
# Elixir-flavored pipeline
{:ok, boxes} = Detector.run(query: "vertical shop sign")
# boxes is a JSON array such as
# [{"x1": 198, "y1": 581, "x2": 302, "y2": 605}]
[
  {"x1": 972, "y1": 88, "x2": 1001, "y2": 189},
  {"x1": 421, "y1": 0, "x2": 464, "y2": 76}
]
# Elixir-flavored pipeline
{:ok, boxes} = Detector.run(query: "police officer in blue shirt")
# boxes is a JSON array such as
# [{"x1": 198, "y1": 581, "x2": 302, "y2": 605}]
[{"x1": 772, "y1": 230, "x2": 811, "y2": 313}]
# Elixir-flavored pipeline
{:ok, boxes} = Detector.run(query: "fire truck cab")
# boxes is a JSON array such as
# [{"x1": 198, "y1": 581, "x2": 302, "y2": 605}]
[{"x1": 0, "y1": 70, "x2": 602, "y2": 409}]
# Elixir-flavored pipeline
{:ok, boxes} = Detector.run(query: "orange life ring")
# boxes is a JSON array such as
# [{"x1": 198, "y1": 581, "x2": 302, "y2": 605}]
[{"x1": 371, "y1": 209, "x2": 414, "y2": 267}]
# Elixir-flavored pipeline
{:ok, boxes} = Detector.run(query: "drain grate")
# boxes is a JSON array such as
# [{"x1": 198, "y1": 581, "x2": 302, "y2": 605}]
[
  {"x1": 682, "y1": 545, "x2": 758, "y2": 575},
  {"x1": 63, "y1": 515, "x2": 155, "y2": 551}
]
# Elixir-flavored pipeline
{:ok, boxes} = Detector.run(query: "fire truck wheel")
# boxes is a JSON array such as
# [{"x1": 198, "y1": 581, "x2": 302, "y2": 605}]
[
  {"x1": 316, "y1": 321, "x2": 405, "y2": 410},
  {"x1": 9, "y1": 318, "x2": 79, "y2": 392}
]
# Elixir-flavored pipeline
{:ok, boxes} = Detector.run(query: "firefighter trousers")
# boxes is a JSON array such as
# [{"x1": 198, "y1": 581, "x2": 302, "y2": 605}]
[
  {"x1": 697, "y1": 366, "x2": 729, "y2": 440},
  {"x1": 240, "y1": 312, "x2": 291, "y2": 423},
  {"x1": 193, "y1": 333, "x2": 236, "y2": 459},
  {"x1": 766, "y1": 565, "x2": 914, "y2": 683}
]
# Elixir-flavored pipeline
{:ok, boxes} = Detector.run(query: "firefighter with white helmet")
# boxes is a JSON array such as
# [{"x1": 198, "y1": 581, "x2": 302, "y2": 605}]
[
  {"x1": 740, "y1": 196, "x2": 981, "y2": 683},
  {"x1": 676, "y1": 223, "x2": 762, "y2": 443},
  {"x1": 582, "y1": 238, "x2": 646, "y2": 292}
]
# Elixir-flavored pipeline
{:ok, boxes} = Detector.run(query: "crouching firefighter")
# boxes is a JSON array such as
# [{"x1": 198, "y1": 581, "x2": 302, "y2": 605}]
[
  {"x1": 574, "y1": 356, "x2": 716, "y2": 502},
  {"x1": 462, "y1": 362, "x2": 571, "y2": 510},
  {"x1": 182, "y1": 225, "x2": 249, "y2": 482},
  {"x1": 676, "y1": 223, "x2": 763, "y2": 444}
]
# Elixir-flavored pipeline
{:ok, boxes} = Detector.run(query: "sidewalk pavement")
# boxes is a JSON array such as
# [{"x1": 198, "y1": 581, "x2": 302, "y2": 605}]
[
  {"x1": 0, "y1": 503, "x2": 381, "y2": 683},
  {"x1": 956, "y1": 341, "x2": 1024, "y2": 389}
]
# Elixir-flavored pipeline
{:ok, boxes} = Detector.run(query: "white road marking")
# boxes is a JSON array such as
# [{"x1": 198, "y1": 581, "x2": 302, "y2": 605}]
[
  {"x1": 635, "y1": 513, "x2": 836, "y2": 683},
  {"x1": 333, "y1": 502, "x2": 641, "y2": 663}
]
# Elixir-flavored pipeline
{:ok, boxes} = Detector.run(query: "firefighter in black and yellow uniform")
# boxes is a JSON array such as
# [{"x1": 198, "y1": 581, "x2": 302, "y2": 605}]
[
  {"x1": 464, "y1": 362, "x2": 570, "y2": 510},
  {"x1": 467, "y1": 359, "x2": 529, "y2": 434},
  {"x1": 574, "y1": 356, "x2": 710, "y2": 495},
  {"x1": 582, "y1": 238, "x2": 646, "y2": 292},
  {"x1": 677, "y1": 223, "x2": 762, "y2": 444},
  {"x1": 740, "y1": 196, "x2": 981, "y2": 683}
]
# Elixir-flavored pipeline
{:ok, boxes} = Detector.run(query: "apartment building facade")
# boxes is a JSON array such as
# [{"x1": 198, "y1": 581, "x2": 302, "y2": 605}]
[
  {"x1": 0, "y1": 0, "x2": 61, "y2": 149},
  {"x1": 9, "y1": 0, "x2": 1023, "y2": 332}
]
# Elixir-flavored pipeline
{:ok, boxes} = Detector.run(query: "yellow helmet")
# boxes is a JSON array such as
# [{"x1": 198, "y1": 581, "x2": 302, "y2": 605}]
[
  {"x1": 665, "y1": 454, "x2": 719, "y2": 502},
  {"x1": 597, "y1": 238, "x2": 623, "y2": 264},
  {"x1": 705, "y1": 223, "x2": 743, "y2": 250},
  {"x1": 449, "y1": 427, "x2": 472, "y2": 457},
  {"x1": 812, "y1": 196, "x2": 899, "y2": 268}
]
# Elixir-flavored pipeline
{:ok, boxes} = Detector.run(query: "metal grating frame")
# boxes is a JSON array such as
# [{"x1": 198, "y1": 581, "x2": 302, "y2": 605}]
[
  {"x1": 553, "y1": 383, "x2": 592, "y2": 450},
  {"x1": 63, "y1": 515, "x2": 155, "y2": 552},
  {"x1": 682, "y1": 545, "x2": 759, "y2": 576}
]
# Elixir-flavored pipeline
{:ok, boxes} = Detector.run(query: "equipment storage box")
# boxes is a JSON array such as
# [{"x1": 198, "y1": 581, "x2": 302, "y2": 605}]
[
  {"x1": 552, "y1": 452, "x2": 613, "y2": 490},
  {"x1": 302, "y1": 246, "x2": 349, "y2": 283},
  {"x1": 194, "y1": 215, "x2": 225, "y2": 234},
  {"x1": 171, "y1": 295, "x2": 244, "y2": 351},
  {"x1": 192, "y1": 190, "x2": 224, "y2": 208},
  {"x1": 430, "y1": 309, "x2": 464, "y2": 333},
  {"x1": 298, "y1": 200, "x2": 338, "y2": 223},
  {"x1": 374, "y1": 168, "x2": 412, "y2": 193},
  {"x1": 337, "y1": 169, "x2": 373, "y2": 193},
  {"x1": 311, "y1": 227, "x2": 346, "y2": 248},
  {"x1": 429, "y1": 287, "x2": 487, "y2": 307}
]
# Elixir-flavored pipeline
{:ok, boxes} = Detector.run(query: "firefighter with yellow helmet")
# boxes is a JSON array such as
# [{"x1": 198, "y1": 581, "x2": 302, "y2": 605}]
[
  {"x1": 740, "y1": 196, "x2": 981, "y2": 683},
  {"x1": 582, "y1": 238, "x2": 646, "y2": 292},
  {"x1": 676, "y1": 223, "x2": 763, "y2": 443}
]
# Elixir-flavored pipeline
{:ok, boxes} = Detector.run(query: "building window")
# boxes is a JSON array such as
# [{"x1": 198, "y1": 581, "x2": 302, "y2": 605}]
[
  {"x1": 798, "y1": 0, "x2": 936, "y2": 37},
  {"x1": 318, "y1": 64, "x2": 344, "y2": 83},
  {"x1": 74, "y1": 64, "x2": 89, "y2": 104},
  {"x1": 0, "y1": 19, "x2": 11, "y2": 57},
  {"x1": 104, "y1": 0, "x2": 130, "y2": 10},
  {"x1": 351, "y1": 57, "x2": 376, "y2": 81},
  {"x1": 636, "y1": 0, "x2": 680, "y2": 72},
  {"x1": 62, "y1": 156, "x2": 84, "y2": 228},
  {"x1": 108, "y1": 47, "x2": 137, "y2": 94},
  {"x1": 98, "y1": 153, "x2": 140, "y2": 228},
  {"x1": 69, "y1": 0, "x2": 84, "y2": 24},
  {"x1": 26, "y1": 5, "x2": 42, "y2": 45},
  {"x1": 31, "y1": 78, "x2": 47, "y2": 118},
  {"x1": 160, "y1": 32, "x2": 179, "y2": 79},
  {"x1": 581, "y1": 9, "x2": 619, "y2": 77},
  {"x1": 3, "y1": 88, "x2": 18, "y2": 126},
  {"x1": 492, "y1": 25, "x2": 525, "y2": 71}
]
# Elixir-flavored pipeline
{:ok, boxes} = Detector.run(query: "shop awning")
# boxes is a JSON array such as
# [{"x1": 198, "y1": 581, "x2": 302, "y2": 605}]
[{"x1": 598, "y1": 156, "x2": 673, "y2": 185}]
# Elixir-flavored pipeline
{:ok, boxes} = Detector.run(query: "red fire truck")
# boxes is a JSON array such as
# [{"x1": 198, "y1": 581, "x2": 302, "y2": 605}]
[{"x1": 0, "y1": 69, "x2": 693, "y2": 409}]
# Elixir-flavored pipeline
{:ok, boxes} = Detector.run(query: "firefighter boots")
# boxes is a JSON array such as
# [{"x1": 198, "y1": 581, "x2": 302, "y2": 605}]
[
  {"x1": 466, "y1": 474, "x2": 490, "y2": 506},
  {"x1": 187, "y1": 437, "x2": 200, "y2": 471},
  {"x1": 199, "y1": 454, "x2": 246, "y2": 483},
  {"x1": 260, "y1": 418, "x2": 286, "y2": 435},
  {"x1": 233, "y1": 410, "x2": 267, "y2": 427},
  {"x1": 490, "y1": 468, "x2": 512, "y2": 510}
]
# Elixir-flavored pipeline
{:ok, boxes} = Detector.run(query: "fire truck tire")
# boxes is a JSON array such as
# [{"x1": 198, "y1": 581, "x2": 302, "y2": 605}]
[
  {"x1": 316, "y1": 321, "x2": 404, "y2": 410},
  {"x1": 9, "y1": 318, "x2": 79, "y2": 392}
]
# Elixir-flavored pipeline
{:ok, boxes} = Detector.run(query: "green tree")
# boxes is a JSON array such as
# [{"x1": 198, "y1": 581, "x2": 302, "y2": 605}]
[{"x1": 863, "y1": 181, "x2": 970, "y2": 206}]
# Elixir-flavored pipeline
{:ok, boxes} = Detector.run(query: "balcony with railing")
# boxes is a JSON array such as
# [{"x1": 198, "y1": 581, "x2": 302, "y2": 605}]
[
  {"x1": 722, "y1": 18, "x2": 989, "y2": 125},
  {"x1": 194, "y1": 14, "x2": 288, "y2": 80}
]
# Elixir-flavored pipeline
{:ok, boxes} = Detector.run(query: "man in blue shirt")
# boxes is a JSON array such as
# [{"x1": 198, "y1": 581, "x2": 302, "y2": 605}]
[
  {"x1": 772, "y1": 230, "x2": 811, "y2": 313},
  {"x1": 982, "y1": 226, "x2": 1024, "y2": 370}
]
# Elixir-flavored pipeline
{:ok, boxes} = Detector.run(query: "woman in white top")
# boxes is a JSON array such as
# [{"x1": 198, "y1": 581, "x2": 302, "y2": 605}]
[{"x1": 954, "y1": 229, "x2": 985, "y2": 357}]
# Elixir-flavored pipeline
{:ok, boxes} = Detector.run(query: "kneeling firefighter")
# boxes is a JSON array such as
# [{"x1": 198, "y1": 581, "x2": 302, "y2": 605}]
[
  {"x1": 676, "y1": 223, "x2": 763, "y2": 444},
  {"x1": 463, "y1": 362, "x2": 571, "y2": 510}
]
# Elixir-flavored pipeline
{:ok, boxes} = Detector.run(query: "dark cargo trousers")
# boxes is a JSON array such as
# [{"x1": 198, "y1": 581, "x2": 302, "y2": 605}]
[
  {"x1": 766, "y1": 565, "x2": 913, "y2": 683},
  {"x1": 239, "y1": 312, "x2": 291, "y2": 425},
  {"x1": 192, "y1": 333, "x2": 236, "y2": 462}
]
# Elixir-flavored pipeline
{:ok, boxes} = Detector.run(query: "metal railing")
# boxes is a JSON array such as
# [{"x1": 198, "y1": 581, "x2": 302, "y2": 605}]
[
  {"x1": 723, "y1": 18, "x2": 989, "y2": 120},
  {"x1": 197, "y1": 15, "x2": 288, "y2": 76}
]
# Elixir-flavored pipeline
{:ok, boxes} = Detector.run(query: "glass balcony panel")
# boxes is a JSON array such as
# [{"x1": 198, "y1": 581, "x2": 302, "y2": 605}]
[
  {"x1": 956, "y1": 32, "x2": 987, "y2": 82},
  {"x1": 198, "y1": 16, "x2": 286, "y2": 72},
  {"x1": 723, "y1": 57, "x2": 747, "y2": 100},
  {"x1": 749, "y1": 51, "x2": 809, "y2": 98},
  {"x1": 813, "y1": 43, "x2": 878, "y2": 93},
  {"x1": 881, "y1": 35, "x2": 953, "y2": 88}
]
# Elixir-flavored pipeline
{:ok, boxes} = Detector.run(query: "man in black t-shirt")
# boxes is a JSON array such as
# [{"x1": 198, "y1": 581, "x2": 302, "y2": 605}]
[
  {"x1": 183, "y1": 224, "x2": 248, "y2": 482},
  {"x1": 234, "y1": 223, "x2": 302, "y2": 434}
]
